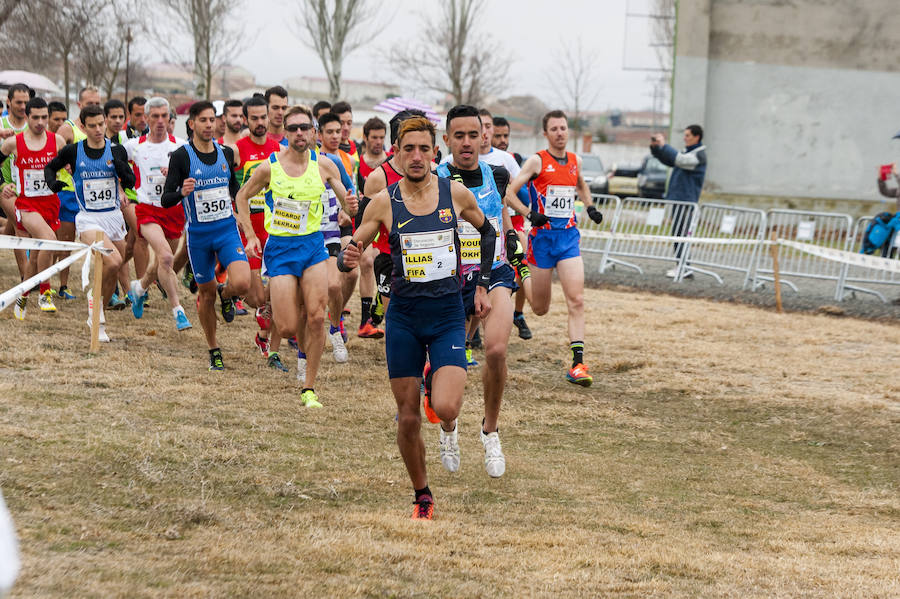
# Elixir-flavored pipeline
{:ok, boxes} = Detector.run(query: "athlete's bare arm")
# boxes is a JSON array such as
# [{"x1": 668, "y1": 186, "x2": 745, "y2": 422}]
[
  {"x1": 363, "y1": 164, "x2": 387, "y2": 197},
  {"x1": 450, "y1": 179, "x2": 485, "y2": 227},
  {"x1": 53, "y1": 133, "x2": 66, "y2": 154},
  {"x1": 507, "y1": 154, "x2": 541, "y2": 216},
  {"x1": 235, "y1": 159, "x2": 271, "y2": 257},
  {"x1": 319, "y1": 157, "x2": 358, "y2": 216},
  {"x1": 574, "y1": 154, "x2": 591, "y2": 205},
  {"x1": 0, "y1": 136, "x2": 15, "y2": 157},
  {"x1": 56, "y1": 121, "x2": 75, "y2": 145},
  {"x1": 340, "y1": 189, "x2": 391, "y2": 269}
]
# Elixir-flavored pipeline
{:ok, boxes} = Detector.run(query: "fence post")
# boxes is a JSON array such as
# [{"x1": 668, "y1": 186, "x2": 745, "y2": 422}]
[{"x1": 769, "y1": 230, "x2": 782, "y2": 314}]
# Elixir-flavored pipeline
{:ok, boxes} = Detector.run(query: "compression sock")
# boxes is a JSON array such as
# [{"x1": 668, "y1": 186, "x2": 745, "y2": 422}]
[
  {"x1": 415, "y1": 486, "x2": 432, "y2": 502},
  {"x1": 570, "y1": 341, "x2": 584, "y2": 368},
  {"x1": 360, "y1": 297, "x2": 372, "y2": 326}
]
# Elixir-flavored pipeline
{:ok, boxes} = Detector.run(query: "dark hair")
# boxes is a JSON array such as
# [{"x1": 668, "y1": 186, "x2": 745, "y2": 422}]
[
  {"x1": 363, "y1": 117, "x2": 386, "y2": 138},
  {"x1": 48, "y1": 101, "x2": 67, "y2": 115},
  {"x1": 542, "y1": 109, "x2": 568, "y2": 131},
  {"x1": 312, "y1": 100, "x2": 331, "y2": 116},
  {"x1": 493, "y1": 116, "x2": 510, "y2": 129},
  {"x1": 242, "y1": 96, "x2": 268, "y2": 117},
  {"x1": 477, "y1": 108, "x2": 492, "y2": 120},
  {"x1": 80, "y1": 104, "x2": 104, "y2": 123},
  {"x1": 264, "y1": 85, "x2": 288, "y2": 103},
  {"x1": 224, "y1": 99, "x2": 243, "y2": 113},
  {"x1": 317, "y1": 112, "x2": 341, "y2": 130},
  {"x1": 389, "y1": 109, "x2": 426, "y2": 145},
  {"x1": 103, "y1": 99, "x2": 126, "y2": 116},
  {"x1": 686, "y1": 124, "x2": 704, "y2": 142},
  {"x1": 25, "y1": 97, "x2": 47, "y2": 115},
  {"x1": 188, "y1": 101, "x2": 216, "y2": 120},
  {"x1": 127, "y1": 96, "x2": 147, "y2": 113},
  {"x1": 445, "y1": 104, "x2": 482, "y2": 131},
  {"x1": 7, "y1": 83, "x2": 31, "y2": 100},
  {"x1": 331, "y1": 100, "x2": 352, "y2": 116}
]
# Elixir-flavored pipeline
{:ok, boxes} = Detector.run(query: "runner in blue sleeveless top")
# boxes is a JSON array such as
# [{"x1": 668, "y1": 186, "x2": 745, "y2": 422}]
[
  {"x1": 435, "y1": 104, "x2": 523, "y2": 479},
  {"x1": 160, "y1": 101, "x2": 250, "y2": 371},
  {"x1": 339, "y1": 116, "x2": 495, "y2": 520}
]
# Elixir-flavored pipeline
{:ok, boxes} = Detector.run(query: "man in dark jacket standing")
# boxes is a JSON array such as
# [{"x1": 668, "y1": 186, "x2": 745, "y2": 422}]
[{"x1": 650, "y1": 124, "x2": 707, "y2": 277}]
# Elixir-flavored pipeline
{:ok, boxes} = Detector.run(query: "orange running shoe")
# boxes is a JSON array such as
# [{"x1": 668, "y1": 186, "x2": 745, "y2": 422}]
[
  {"x1": 422, "y1": 362, "x2": 440, "y2": 424},
  {"x1": 358, "y1": 318, "x2": 385, "y2": 339},
  {"x1": 411, "y1": 495, "x2": 434, "y2": 520},
  {"x1": 566, "y1": 363, "x2": 593, "y2": 387}
]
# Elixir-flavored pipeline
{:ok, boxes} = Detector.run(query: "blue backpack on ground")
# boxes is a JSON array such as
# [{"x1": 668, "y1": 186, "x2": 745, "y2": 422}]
[{"x1": 861, "y1": 212, "x2": 900, "y2": 255}]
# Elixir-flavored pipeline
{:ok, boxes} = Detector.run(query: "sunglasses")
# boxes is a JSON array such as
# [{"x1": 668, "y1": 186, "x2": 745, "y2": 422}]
[{"x1": 285, "y1": 123, "x2": 313, "y2": 132}]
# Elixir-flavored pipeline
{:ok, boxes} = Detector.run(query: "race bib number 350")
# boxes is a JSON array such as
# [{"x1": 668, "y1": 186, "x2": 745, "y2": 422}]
[
  {"x1": 458, "y1": 216, "x2": 500, "y2": 265},
  {"x1": 83, "y1": 177, "x2": 117, "y2": 210},
  {"x1": 24, "y1": 169, "x2": 50, "y2": 198},
  {"x1": 271, "y1": 197, "x2": 311, "y2": 234},
  {"x1": 195, "y1": 187, "x2": 232, "y2": 223},
  {"x1": 400, "y1": 229, "x2": 456, "y2": 282},
  {"x1": 544, "y1": 185, "x2": 576, "y2": 218}
]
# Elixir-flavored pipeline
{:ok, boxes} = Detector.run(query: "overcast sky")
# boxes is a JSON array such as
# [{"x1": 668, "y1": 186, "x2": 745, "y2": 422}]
[{"x1": 153, "y1": 0, "x2": 669, "y2": 111}]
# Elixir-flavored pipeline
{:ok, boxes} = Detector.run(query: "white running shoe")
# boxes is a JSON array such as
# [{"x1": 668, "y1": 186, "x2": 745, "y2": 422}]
[
  {"x1": 13, "y1": 296, "x2": 26, "y2": 320},
  {"x1": 665, "y1": 267, "x2": 678, "y2": 278},
  {"x1": 38, "y1": 290, "x2": 57, "y2": 313},
  {"x1": 439, "y1": 421, "x2": 460, "y2": 473},
  {"x1": 296, "y1": 355, "x2": 307, "y2": 384},
  {"x1": 329, "y1": 330, "x2": 348, "y2": 363},
  {"x1": 86, "y1": 289, "x2": 107, "y2": 324},
  {"x1": 480, "y1": 429, "x2": 506, "y2": 478},
  {"x1": 85, "y1": 318, "x2": 110, "y2": 342}
]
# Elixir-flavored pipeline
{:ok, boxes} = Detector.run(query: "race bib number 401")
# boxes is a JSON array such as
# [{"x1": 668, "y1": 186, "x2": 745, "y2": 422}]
[
  {"x1": 83, "y1": 177, "x2": 117, "y2": 210},
  {"x1": 195, "y1": 186, "x2": 232, "y2": 223},
  {"x1": 544, "y1": 185, "x2": 576, "y2": 218},
  {"x1": 400, "y1": 229, "x2": 456, "y2": 282}
]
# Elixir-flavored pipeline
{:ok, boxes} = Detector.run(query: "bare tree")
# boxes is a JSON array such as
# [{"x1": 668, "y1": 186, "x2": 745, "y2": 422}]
[
  {"x1": 548, "y1": 39, "x2": 600, "y2": 151},
  {"x1": 76, "y1": 1, "x2": 140, "y2": 98},
  {"x1": 295, "y1": 0, "x2": 376, "y2": 101},
  {"x1": 0, "y1": 0, "x2": 24, "y2": 32},
  {"x1": 391, "y1": 0, "x2": 508, "y2": 106},
  {"x1": 163, "y1": 0, "x2": 243, "y2": 98}
]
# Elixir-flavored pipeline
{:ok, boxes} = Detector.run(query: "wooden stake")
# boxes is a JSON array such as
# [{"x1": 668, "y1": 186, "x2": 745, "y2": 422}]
[
  {"x1": 769, "y1": 230, "x2": 783, "y2": 314},
  {"x1": 90, "y1": 231, "x2": 104, "y2": 352}
]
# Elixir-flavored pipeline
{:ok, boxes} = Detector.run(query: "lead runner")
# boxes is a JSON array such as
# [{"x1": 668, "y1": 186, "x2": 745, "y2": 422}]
[{"x1": 340, "y1": 116, "x2": 495, "y2": 520}]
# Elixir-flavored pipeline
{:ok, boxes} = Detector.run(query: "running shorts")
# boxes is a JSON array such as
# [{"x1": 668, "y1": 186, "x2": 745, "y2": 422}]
[
  {"x1": 15, "y1": 197, "x2": 60, "y2": 232},
  {"x1": 527, "y1": 227, "x2": 581, "y2": 269},
  {"x1": 57, "y1": 190, "x2": 79, "y2": 223},
  {"x1": 136, "y1": 203, "x2": 186, "y2": 240},
  {"x1": 76, "y1": 209, "x2": 126, "y2": 242},
  {"x1": 511, "y1": 213, "x2": 525, "y2": 232},
  {"x1": 262, "y1": 232, "x2": 327, "y2": 278},
  {"x1": 373, "y1": 250, "x2": 393, "y2": 299},
  {"x1": 461, "y1": 263, "x2": 517, "y2": 316},
  {"x1": 186, "y1": 223, "x2": 247, "y2": 285},
  {"x1": 385, "y1": 293, "x2": 467, "y2": 379},
  {"x1": 238, "y1": 211, "x2": 269, "y2": 270}
]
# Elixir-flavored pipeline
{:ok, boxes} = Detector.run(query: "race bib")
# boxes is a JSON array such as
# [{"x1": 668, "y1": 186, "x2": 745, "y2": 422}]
[
  {"x1": 544, "y1": 185, "x2": 576, "y2": 218},
  {"x1": 400, "y1": 229, "x2": 456, "y2": 282},
  {"x1": 195, "y1": 186, "x2": 232, "y2": 223},
  {"x1": 144, "y1": 173, "x2": 165, "y2": 207},
  {"x1": 319, "y1": 189, "x2": 338, "y2": 229},
  {"x1": 24, "y1": 169, "x2": 50, "y2": 197},
  {"x1": 83, "y1": 177, "x2": 116, "y2": 210},
  {"x1": 271, "y1": 197, "x2": 310, "y2": 234},
  {"x1": 457, "y1": 216, "x2": 501, "y2": 266}
]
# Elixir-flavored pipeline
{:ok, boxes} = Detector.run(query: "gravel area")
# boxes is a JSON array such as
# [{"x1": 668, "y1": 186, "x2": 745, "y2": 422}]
[{"x1": 582, "y1": 253, "x2": 900, "y2": 323}]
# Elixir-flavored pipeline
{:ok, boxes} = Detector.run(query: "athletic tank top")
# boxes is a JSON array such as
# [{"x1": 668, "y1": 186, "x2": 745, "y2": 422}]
[
  {"x1": 236, "y1": 136, "x2": 281, "y2": 213},
  {"x1": 435, "y1": 161, "x2": 504, "y2": 271},
  {"x1": 264, "y1": 150, "x2": 326, "y2": 237},
  {"x1": 389, "y1": 176, "x2": 461, "y2": 299},
  {"x1": 59, "y1": 119, "x2": 88, "y2": 193},
  {"x1": 182, "y1": 142, "x2": 234, "y2": 232},
  {"x1": 372, "y1": 160, "x2": 403, "y2": 255},
  {"x1": 1, "y1": 115, "x2": 27, "y2": 188},
  {"x1": 14, "y1": 132, "x2": 57, "y2": 203},
  {"x1": 313, "y1": 151, "x2": 341, "y2": 243},
  {"x1": 531, "y1": 150, "x2": 579, "y2": 230},
  {"x1": 72, "y1": 140, "x2": 119, "y2": 213},
  {"x1": 129, "y1": 134, "x2": 181, "y2": 206}
]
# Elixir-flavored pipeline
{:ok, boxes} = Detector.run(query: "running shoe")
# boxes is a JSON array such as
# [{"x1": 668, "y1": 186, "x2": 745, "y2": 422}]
[
  {"x1": 422, "y1": 362, "x2": 440, "y2": 424},
  {"x1": 513, "y1": 314, "x2": 533, "y2": 340},
  {"x1": 254, "y1": 332, "x2": 269, "y2": 357},
  {"x1": 129, "y1": 280, "x2": 146, "y2": 319},
  {"x1": 267, "y1": 351, "x2": 288, "y2": 372},
  {"x1": 466, "y1": 348, "x2": 479, "y2": 368},
  {"x1": 297, "y1": 353, "x2": 307, "y2": 384},
  {"x1": 182, "y1": 266, "x2": 198, "y2": 294},
  {"x1": 300, "y1": 389, "x2": 322, "y2": 408},
  {"x1": 480, "y1": 429, "x2": 506, "y2": 478},
  {"x1": 85, "y1": 317, "x2": 110, "y2": 342},
  {"x1": 38, "y1": 290, "x2": 57, "y2": 313},
  {"x1": 155, "y1": 281, "x2": 168, "y2": 299},
  {"x1": 288, "y1": 336, "x2": 299, "y2": 351},
  {"x1": 357, "y1": 318, "x2": 384, "y2": 339},
  {"x1": 566, "y1": 363, "x2": 593, "y2": 387},
  {"x1": 371, "y1": 292, "x2": 385, "y2": 325},
  {"x1": 57, "y1": 286, "x2": 76, "y2": 300},
  {"x1": 209, "y1": 349, "x2": 225, "y2": 371},
  {"x1": 411, "y1": 495, "x2": 434, "y2": 520},
  {"x1": 13, "y1": 296, "x2": 26, "y2": 320},
  {"x1": 470, "y1": 329, "x2": 482, "y2": 349},
  {"x1": 329, "y1": 329, "x2": 349, "y2": 363},
  {"x1": 108, "y1": 292, "x2": 126, "y2": 310},
  {"x1": 255, "y1": 304, "x2": 271, "y2": 331},
  {"x1": 215, "y1": 264, "x2": 227, "y2": 284},
  {"x1": 234, "y1": 298, "x2": 248, "y2": 316},
  {"x1": 217, "y1": 283, "x2": 235, "y2": 323},
  {"x1": 174, "y1": 310, "x2": 192, "y2": 331},
  {"x1": 339, "y1": 314, "x2": 348, "y2": 343},
  {"x1": 439, "y1": 422, "x2": 460, "y2": 473}
]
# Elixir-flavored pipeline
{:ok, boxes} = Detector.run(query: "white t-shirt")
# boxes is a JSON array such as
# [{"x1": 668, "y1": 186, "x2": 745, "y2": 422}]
[{"x1": 124, "y1": 134, "x2": 186, "y2": 206}]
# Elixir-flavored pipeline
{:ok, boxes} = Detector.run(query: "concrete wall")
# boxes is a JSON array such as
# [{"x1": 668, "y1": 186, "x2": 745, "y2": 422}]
[{"x1": 671, "y1": 0, "x2": 900, "y2": 205}]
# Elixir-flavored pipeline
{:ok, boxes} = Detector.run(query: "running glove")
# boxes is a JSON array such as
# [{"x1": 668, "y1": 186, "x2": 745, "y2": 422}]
[
  {"x1": 528, "y1": 211, "x2": 549, "y2": 227},
  {"x1": 586, "y1": 205, "x2": 603, "y2": 224},
  {"x1": 505, "y1": 230, "x2": 519, "y2": 257}
]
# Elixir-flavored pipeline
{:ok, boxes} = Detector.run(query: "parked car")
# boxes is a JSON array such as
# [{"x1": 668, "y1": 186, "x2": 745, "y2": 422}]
[
  {"x1": 637, "y1": 155, "x2": 669, "y2": 199},
  {"x1": 578, "y1": 153, "x2": 608, "y2": 196},
  {"x1": 607, "y1": 162, "x2": 641, "y2": 197}
]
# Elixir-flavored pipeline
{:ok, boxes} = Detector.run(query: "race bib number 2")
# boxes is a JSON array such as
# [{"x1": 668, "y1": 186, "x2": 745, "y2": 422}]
[
  {"x1": 83, "y1": 177, "x2": 116, "y2": 209},
  {"x1": 400, "y1": 229, "x2": 456, "y2": 282},
  {"x1": 195, "y1": 186, "x2": 232, "y2": 223},
  {"x1": 544, "y1": 185, "x2": 576, "y2": 218}
]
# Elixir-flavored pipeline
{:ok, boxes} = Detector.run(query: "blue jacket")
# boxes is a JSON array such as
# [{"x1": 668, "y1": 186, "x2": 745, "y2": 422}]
[{"x1": 651, "y1": 142, "x2": 707, "y2": 203}]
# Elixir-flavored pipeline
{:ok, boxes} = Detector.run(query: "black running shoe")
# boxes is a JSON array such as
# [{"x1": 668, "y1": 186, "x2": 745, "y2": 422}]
[
  {"x1": 209, "y1": 349, "x2": 225, "y2": 371},
  {"x1": 218, "y1": 283, "x2": 235, "y2": 323},
  {"x1": 513, "y1": 314, "x2": 533, "y2": 340}
]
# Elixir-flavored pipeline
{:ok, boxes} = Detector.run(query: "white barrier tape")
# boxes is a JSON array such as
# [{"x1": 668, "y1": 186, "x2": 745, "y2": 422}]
[
  {"x1": 0, "y1": 234, "x2": 112, "y2": 254},
  {"x1": 0, "y1": 247, "x2": 91, "y2": 312},
  {"x1": 779, "y1": 240, "x2": 900, "y2": 274},
  {"x1": 580, "y1": 230, "x2": 767, "y2": 246}
]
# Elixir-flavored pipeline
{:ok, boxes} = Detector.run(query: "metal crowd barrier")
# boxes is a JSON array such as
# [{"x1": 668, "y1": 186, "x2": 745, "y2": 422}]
[
  {"x1": 681, "y1": 203, "x2": 767, "y2": 288},
  {"x1": 753, "y1": 208, "x2": 854, "y2": 300},
  {"x1": 579, "y1": 194, "x2": 621, "y2": 264},
  {"x1": 835, "y1": 216, "x2": 900, "y2": 302}
]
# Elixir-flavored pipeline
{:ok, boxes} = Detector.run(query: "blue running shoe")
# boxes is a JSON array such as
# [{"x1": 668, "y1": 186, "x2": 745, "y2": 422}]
[
  {"x1": 129, "y1": 280, "x2": 146, "y2": 319},
  {"x1": 57, "y1": 286, "x2": 76, "y2": 300},
  {"x1": 174, "y1": 310, "x2": 192, "y2": 331}
]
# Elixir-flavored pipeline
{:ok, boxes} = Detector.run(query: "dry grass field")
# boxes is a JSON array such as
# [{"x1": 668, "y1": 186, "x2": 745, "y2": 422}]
[{"x1": 0, "y1": 258, "x2": 898, "y2": 597}]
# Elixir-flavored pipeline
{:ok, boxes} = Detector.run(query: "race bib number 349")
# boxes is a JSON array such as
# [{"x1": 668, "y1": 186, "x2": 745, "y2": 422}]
[
  {"x1": 544, "y1": 185, "x2": 576, "y2": 218},
  {"x1": 83, "y1": 177, "x2": 117, "y2": 210},
  {"x1": 195, "y1": 187, "x2": 232, "y2": 223}
]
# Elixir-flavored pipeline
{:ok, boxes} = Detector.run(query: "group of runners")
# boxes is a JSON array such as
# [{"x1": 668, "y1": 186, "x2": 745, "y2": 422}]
[{"x1": 0, "y1": 81, "x2": 604, "y2": 519}]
